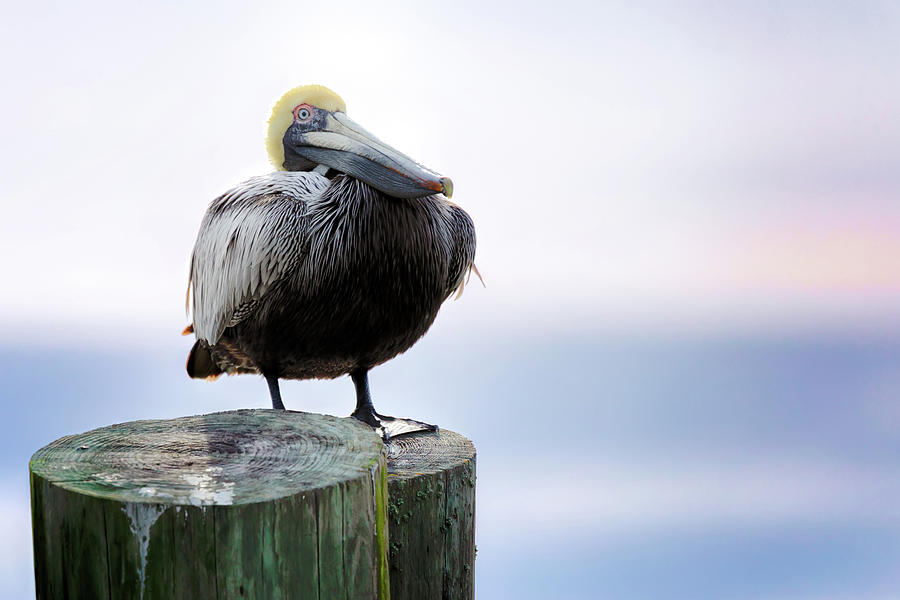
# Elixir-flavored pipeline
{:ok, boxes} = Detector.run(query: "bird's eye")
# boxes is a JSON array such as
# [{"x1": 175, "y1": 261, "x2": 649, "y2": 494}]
[{"x1": 295, "y1": 106, "x2": 312, "y2": 121}]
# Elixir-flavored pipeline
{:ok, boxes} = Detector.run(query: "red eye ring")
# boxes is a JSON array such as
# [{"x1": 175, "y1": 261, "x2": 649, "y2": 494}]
[{"x1": 293, "y1": 104, "x2": 313, "y2": 122}]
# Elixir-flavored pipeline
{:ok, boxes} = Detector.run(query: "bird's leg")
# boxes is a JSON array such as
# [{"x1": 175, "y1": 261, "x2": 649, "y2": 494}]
[
  {"x1": 349, "y1": 369, "x2": 378, "y2": 425},
  {"x1": 266, "y1": 375, "x2": 286, "y2": 410},
  {"x1": 349, "y1": 369, "x2": 437, "y2": 441}
]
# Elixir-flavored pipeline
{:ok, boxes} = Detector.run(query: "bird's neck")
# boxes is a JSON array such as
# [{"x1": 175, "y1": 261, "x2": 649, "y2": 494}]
[
  {"x1": 282, "y1": 146, "x2": 317, "y2": 172},
  {"x1": 282, "y1": 149, "x2": 337, "y2": 179}
]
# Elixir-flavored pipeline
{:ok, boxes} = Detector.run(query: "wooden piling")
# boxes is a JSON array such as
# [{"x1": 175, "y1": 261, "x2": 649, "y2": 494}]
[
  {"x1": 386, "y1": 431, "x2": 476, "y2": 600},
  {"x1": 29, "y1": 410, "x2": 390, "y2": 600},
  {"x1": 29, "y1": 410, "x2": 476, "y2": 600}
]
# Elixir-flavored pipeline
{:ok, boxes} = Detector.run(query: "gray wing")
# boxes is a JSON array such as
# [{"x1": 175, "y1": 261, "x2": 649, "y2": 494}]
[{"x1": 188, "y1": 173, "x2": 329, "y2": 343}]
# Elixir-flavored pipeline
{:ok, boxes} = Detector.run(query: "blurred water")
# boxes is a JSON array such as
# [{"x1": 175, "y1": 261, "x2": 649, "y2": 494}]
[{"x1": 2, "y1": 331, "x2": 899, "y2": 599}]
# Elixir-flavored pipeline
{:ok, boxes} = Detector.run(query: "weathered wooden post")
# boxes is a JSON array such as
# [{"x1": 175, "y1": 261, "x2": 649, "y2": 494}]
[
  {"x1": 385, "y1": 431, "x2": 476, "y2": 600},
  {"x1": 30, "y1": 410, "x2": 477, "y2": 600},
  {"x1": 29, "y1": 410, "x2": 390, "y2": 599}
]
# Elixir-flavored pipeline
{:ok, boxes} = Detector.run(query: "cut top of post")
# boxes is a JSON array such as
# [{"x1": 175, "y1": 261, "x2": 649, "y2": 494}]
[
  {"x1": 385, "y1": 430, "x2": 475, "y2": 480},
  {"x1": 29, "y1": 409, "x2": 385, "y2": 506}
]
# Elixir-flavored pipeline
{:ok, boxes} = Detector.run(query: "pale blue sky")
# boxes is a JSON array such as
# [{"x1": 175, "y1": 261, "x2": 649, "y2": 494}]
[
  {"x1": 3, "y1": 4, "x2": 900, "y2": 598},
  {"x1": 1, "y1": 0, "x2": 899, "y2": 343}
]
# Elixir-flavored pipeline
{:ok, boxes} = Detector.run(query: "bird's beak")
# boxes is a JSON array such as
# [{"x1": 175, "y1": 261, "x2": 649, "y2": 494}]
[{"x1": 286, "y1": 112, "x2": 453, "y2": 199}]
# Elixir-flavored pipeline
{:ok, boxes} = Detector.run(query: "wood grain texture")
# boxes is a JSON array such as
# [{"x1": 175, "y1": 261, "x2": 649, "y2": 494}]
[
  {"x1": 30, "y1": 409, "x2": 389, "y2": 600},
  {"x1": 385, "y1": 430, "x2": 476, "y2": 600}
]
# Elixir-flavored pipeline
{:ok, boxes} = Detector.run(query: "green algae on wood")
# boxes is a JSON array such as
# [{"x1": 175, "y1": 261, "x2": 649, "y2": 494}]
[
  {"x1": 30, "y1": 409, "x2": 390, "y2": 600},
  {"x1": 385, "y1": 430, "x2": 476, "y2": 600}
]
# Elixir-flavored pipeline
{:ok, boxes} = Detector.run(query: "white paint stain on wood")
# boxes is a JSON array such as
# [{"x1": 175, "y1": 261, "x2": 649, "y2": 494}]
[
  {"x1": 121, "y1": 502, "x2": 167, "y2": 600},
  {"x1": 182, "y1": 467, "x2": 235, "y2": 506}
]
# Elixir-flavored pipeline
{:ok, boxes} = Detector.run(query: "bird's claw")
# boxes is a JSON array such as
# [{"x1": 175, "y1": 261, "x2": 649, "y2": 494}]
[{"x1": 350, "y1": 408, "x2": 438, "y2": 441}]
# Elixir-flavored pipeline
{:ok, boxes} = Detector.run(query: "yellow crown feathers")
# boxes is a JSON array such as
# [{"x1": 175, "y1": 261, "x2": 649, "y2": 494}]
[{"x1": 266, "y1": 84, "x2": 346, "y2": 170}]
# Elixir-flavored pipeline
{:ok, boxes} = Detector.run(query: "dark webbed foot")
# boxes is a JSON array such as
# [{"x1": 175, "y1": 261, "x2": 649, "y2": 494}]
[
  {"x1": 351, "y1": 405, "x2": 438, "y2": 441},
  {"x1": 350, "y1": 369, "x2": 437, "y2": 441}
]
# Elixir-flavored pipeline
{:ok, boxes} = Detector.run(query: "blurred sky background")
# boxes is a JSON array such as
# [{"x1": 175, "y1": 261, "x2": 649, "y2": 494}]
[{"x1": 2, "y1": 1, "x2": 900, "y2": 598}]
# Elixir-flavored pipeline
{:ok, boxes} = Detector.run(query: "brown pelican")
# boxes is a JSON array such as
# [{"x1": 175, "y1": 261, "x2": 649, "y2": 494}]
[{"x1": 184, "y1": 84, "x2": 477, "y2": 439}]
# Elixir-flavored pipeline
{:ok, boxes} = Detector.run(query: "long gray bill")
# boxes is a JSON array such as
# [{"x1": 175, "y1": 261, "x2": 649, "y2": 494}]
[{"x1": 290, "y1": 113, "x2": 453, "y2": 199}]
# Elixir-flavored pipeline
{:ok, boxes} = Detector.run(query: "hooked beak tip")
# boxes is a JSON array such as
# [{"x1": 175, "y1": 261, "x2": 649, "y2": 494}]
[{"x1": 440, "y1": 177, "x2": 453, "y2": 199}]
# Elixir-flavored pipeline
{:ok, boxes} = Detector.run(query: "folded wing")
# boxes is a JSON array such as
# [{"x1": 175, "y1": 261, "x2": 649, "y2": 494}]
[{"x1": 188, "y1": 172, "x2": 330, "y2": 343}]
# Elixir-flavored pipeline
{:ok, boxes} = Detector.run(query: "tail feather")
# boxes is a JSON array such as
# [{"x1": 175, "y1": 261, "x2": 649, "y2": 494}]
[{"x1": 186, "y1": 341, "x2": 222, "y2": 380}]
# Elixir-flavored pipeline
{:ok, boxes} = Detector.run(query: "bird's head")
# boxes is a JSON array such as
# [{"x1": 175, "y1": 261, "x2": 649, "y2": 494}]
[{"x1": 266, "y1": 84, "x2": 452, "y2": 199}]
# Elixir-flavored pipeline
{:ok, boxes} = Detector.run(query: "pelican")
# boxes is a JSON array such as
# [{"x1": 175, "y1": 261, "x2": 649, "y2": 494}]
[{"x1": 184, "y1": 84, "x2": 477, "y2": 439}]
